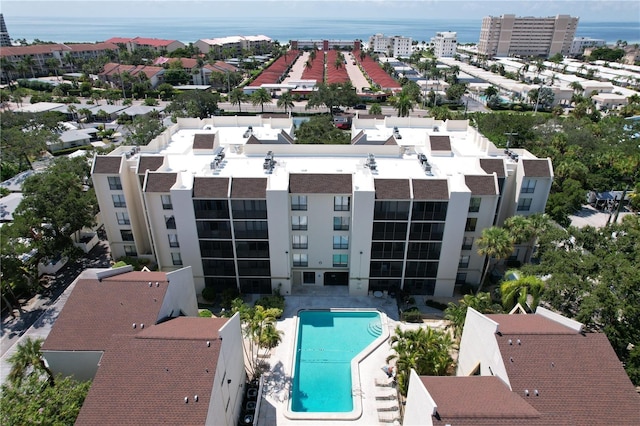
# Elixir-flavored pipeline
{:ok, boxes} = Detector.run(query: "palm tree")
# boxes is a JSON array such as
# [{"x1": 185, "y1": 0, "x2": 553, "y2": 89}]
[
  {"x1": 67, "y1": 104, "x2": 78, "y2": 122},
  {"x1": 77, "y1": 108, "x2": 92, "y2": 127},
  {"x1": 500, "y1": 272, "x2": 545, "y2": 312},
  {"x1": 229, "y1": 88, "x2": 247, "y2": 113},
  {"x1": 250, "y1": 88, "x2": 272, "y2": 113},
  {"x1": 387, "y1": 326, "x2": 454, "y2": 396},
  {"x1": 1, "y1": 57, "x2": 16, "y2": 86},
  {"x1": 392, "y1": 92, "x2": 414, "y2": 117},
  {"x1": 334, "y1": 56, "x2": 343, "y2": 70},
  {"x1": 45, "y1": 58, "x2": 61, "y2": 79},
  {"x1": 444, "y1": 292, "x2": 502, "y2": 340},
  {"x1": 476, "y1": 226, "x2": 514, "y2": 293},
  {"x1": 277, "y1": 91, "x2": 295, "y2": 114},
  {"x1": 7, "y1": 337, "x2": 55, "y2": 386},
  {"x1": 484, "y1": 85, "x2": 499, "y2": 98},
  {"x1": 21, "y1": 55, "x2": 37, "y2": 78},
  {"x1": 569, "y1": 81, "x2": 583, "y2": 95},
  {"x1": 369, "y1": 103, "x2": 382, "y2": 115}
]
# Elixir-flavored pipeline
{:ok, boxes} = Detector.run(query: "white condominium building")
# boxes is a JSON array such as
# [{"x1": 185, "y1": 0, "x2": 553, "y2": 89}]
[
  {"x1": 369, "y1": 33, "x2": 413, "y2": 58},
  {"x1": 433, "y1": 32, "x2": 458, "y2": 57},
  {"x1": 195, "y1": 35, "x2": 272, "y2": 57},
  {"x1": 478, "y1": 14, "x2": 578, "y2": 58},
  {"x1": 569, "y1": 37, "x2": 606, "y2": 56},
  {"x1": 91, "y1": 116, "x2": 552, "y2": 298}
]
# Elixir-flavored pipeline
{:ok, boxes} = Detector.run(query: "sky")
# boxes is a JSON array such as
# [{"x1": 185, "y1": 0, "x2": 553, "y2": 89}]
[{"x1": 2, "y1": 0, "x2": 640, "y2": 21}]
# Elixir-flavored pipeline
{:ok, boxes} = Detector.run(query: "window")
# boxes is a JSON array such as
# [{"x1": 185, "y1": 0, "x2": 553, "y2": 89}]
[
  {"x1": 196, "y1": 221, "x2": 232, "y2": 239},
  {"x1": 292, "y1": 235, "x2": 308, "y2": 249},
  {"x1": 291, "y1": 195, "x2": 307, "y2": 211},
  {"x1": 124, "y1": 245, "x2": 137, "y2": 256},
  {"x1": 333, "y1": 216, "x2": 349, "y2": 231},
  {"x1": 412, "y1": 202, "x2": 448, "y2": 221},
  {"x1": 237, "y1": 260, "x2": 271, "y2": 276},
  {"x1": 168, "y1": 234, "x2": 179, "y2": 247},
  {"x1": 409, "y1": 223, "x2": 445, "y2": 241},
  {"x1": 235, "y1": 241, "x2": 269, "y2": 258},
  {"x1": 161, "y1": 194, "x2": 173, "y2": 210},
  {"x1": 456, "y1": 272, "x2": 467, "y2": 284},
  {"x1": 233, "y1": 221, "x2": 268, "y2": 239},
  {"x1": 108, "y1": 176, "x2": 122, "y2": 190},
  {"x1": 459, "y1": 255, "x2": 470, "y2": 268},
  {"x1": 193, "y1": 200, "x2": 229, "y2": 219},
  {"x1": 333, "y1": 235, "x2": 349, "y2": 249},
  {"x1": 517, "y1": 198, "x2": 532, "y2": 211},
  {"x1": 120, "y1": 230, "x2": 134, "y2": 241},
  {"x1": 116, "y1": 212, "x2": 130, "y2": 225},
  {"x1": 292, "y1": 216, "x2": 308, "y2": 230},
  {"x1": 508, "y1": 248, "x2": 520, "y2": 261},
  {"x1": 468, "y1": 197, "x2": 481, "y2": 213},
  {"x1": 370, "y1": 261, "x2": 403, "y2": 277},
  {"x1": 332, "y1": 254, "x2": 348, "y2": 267},
  {"x1": 231, "y1": 200, "x2": 267, "y2": 219},
  {"x1": 293, "y1": 253, "x2": 308, "y2": 267},
  {"x1": 465, "y1": 218, "x2": 477, "y2": 232},
  {"x1": 165, "y1": 215, "x2": 176, "y2": 229},
  {"x1": 199, "y1": 240, "x2": 234, "y2": 258},
  {"x1": 405, "y1": 261, "x2": 438, "y2": 277},
  {"x1": 521, "y1": 179, "x2": 536, "y2": 194},
  {"x1": 372, "y1": 222, "x2": 408, "y2": 240},
  {"x1": 171, "y1": 252, "x2": 183, "y2": 266},
  {"x1": 462, "y1": 236, "x2": 474, "y2": 250},
  {"x1": 303, "y1": 272, "x2": 315, "y2": 284},
  {"x1": 112, "y1": 194, "x2": 126, "y2": 208},
  {"x1": 374, "y1": 201, "x2": 410, "y2": 220},
  {"x1": 371, "y1": 242, "x2": 405, "y2": 259},
  {"x1": 406, "y1": 242, "x2": 441, "y2": 260},
  {"x1": 334, "y1": 196, "x2": 350, "y2": 211}
]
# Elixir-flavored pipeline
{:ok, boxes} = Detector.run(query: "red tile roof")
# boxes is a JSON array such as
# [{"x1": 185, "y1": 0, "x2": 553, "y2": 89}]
[
  {"x1": 131, "y1": 37, "x2": 180, "y2": 47},
  {"x1": 99, "y1": 62, "x2": 164, "y2": 79},
  {"x1": 66, "y1": 42, "x2": 119, "y2": 52},
  {"x1": 104, "y1": 37, "x2": 132, "y2": 44},
  {"x1": 0, "y1": 44, "x2": 69, "y2": 56},
  {"x1": 76, "y1": 317, "x2": 228, "y2": 426},
  {"x1": 42, "y1": 272, "x2": 170, "y2": 351}
]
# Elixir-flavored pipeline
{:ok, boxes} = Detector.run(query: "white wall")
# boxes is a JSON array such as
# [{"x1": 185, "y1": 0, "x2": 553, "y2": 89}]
[
  {"x1": 172, "y1": 183, "x2": 206, "y2": 293},
  {"x1": 349, "y1": 186, "x2": 375, "y2": 295},
  {"x1": 206, "y1": 314, "x2": 245, "y2": 426},
  {"x1": 161, "y1": 266, "x2": 199, "y2": 317},
  {"x1": 43, "y1": 351, "x2": 103, "y2": 382},
  {"x1": 403, "y1": 369, "x2": 436, "y2": 426},
  {"x1": 266, "y1": 186, "x2": 292, "y2": 294},
  {"x1": 456, "y1": 308, "x2": 510, "y2": 388}
]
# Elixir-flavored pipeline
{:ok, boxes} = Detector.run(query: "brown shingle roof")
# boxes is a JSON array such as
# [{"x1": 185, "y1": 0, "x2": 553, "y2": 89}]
[
  {"x1": 412, "y1": 179, "x2": 449, "y2": 200},
  {"x1": 486, "y1": 314, "x2": 578, "y2": 335},
  {"x1": 76, "y1": 317, "x2": 227, "y2": 426},
  {"x1": 375, "y1": 179, "x2": 410, "y2": 199},
  {"x1": 480, "y1": 158, "x2": 506, "y2": 177},
  {"x1": 429, "y1": 135, "x2": 451, "y2": 151},
  {"x1": 42, "y1": 272, "x2": 169, "y2": 351},
  {"x1": 289, "y1": 174, "x2": 352, "y2": 194},
  {"x1": 423, "y1": 376, "x2": 543, "y2": 423},
  {"x1": 465, "y1": 175, "x2": 497, "y2": 195},
  {"x1": 193, "y1": 133, "x2": 216, "y2": 150},
  {"x1": 137, "y1": 155, "x2": 164, "y2": 174},
  {"x1": 231, "y1": 178, "x2": 267, "y2": 198},
  {"x1": 92, "y1": 156, "x2": 122, "y2": 174},
  {"x1": 193, "y1": 177, "x2": 229, "y2": 198},
  {"x1": 145, "y1": 172, "x2": 177, "y2": 192},
  {"x1": 497, "y1": 332, "x2": 640, "y2": 425},
  {"x1": 522, "y1": 159, "x2": 552, "y2": 177}
]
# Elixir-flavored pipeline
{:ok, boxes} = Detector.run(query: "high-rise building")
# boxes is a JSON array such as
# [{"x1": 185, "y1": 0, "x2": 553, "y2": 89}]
[
  {"x1": 478, "y1": 14, "x2": 578, "y2": 58},
  {"x1": 433, "y1": 32, "x2": 457, "y2": 58},
  {"x1": 91, "y1": 116, "x2": 552, "y2": 298},
  {"x1": 0, "y1": 14, "x2": 12, "y2": 47}
]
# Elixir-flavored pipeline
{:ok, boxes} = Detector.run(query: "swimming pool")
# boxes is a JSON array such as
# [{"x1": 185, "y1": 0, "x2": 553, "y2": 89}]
[{"x1": 285, "y1": 309, "x2": 389, "y2": 421}]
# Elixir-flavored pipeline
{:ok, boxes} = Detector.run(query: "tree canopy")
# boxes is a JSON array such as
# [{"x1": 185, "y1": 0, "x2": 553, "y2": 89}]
[
  {"x1": 166, "y1": 90, "x2": 220, "y2": 119},
  {"x1": 294, "y1": 115, "x2": 350, "y2": 144}
]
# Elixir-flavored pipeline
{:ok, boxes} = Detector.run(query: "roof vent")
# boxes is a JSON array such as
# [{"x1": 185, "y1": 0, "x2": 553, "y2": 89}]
[
  {"x1": 207, "y1": 341, "x2": 210, "y2": 347},
  {"x1": 148, "y1": 282, "x2": 152, "y2": 287},
  {"x1": 155, "y1": 282, "x2": 159, "y2": 287},
  {"x1": 243, "y1": 125, "x2": 254, "y2": 138},
  {"x1": 524, "y1": 389, "x2": 529, "y2": 397},
  {"x1": 534, "y1": 389, "x2": 539, "y2": 396},
  {"x1": 184, "y1": 397, "x2": 189, "y2": 403},
  {"x1": 194, "y1": 395, "x2": 199, "y2": 402},
  {"x1": 510, "y1": 357, "x2": 514, "y2": 363},
  {"x1": 551, "y1": 362, "x2": 555, "y2": 368},
  {"x1": 132, "y1": 323, "x2": 136, "y2": 329},
  {"x1": 263, "y1": 151, "x2": 276, "y2": 172},
  {"x1": 393, "y1": 126, "x2": 402, "y2": 139},
  {"x1": 517, "y1": 339, "x2": 521, "y2": 345},
  {"x1": 140, "y1": 323, "x2": 144, "y2": 329},
  {"x1": 364, "y1": 153, "x2": 377, "y2": 171},
  {"x1": 508, "y1": 339, "x2": 512, "y2": 345}
]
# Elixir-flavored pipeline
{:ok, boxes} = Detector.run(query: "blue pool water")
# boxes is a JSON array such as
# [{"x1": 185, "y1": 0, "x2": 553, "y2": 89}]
[{"x1": 291, "y1": 310, "x2": 382, "y2": 413}]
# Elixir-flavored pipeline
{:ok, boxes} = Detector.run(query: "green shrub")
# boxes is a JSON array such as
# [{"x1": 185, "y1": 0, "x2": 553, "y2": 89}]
[
  {"x1": 202, "y1": 287, "x2": 216, "y2": 302},
  {"x1": 254, "y1": 294, "x2": 285, "y2": 317},
  {"x1": 425, "y1": 299, "x2": 448, "y2": 310},
  {"x1": 198, "y1": 309, "x2": 213, "y2": 317},
  {"x1": 401, "y1": 308, "x2": 422, "y2": 323},
  {"x1": 220, "y1": 288, "x2": 240, "y2": 310}
]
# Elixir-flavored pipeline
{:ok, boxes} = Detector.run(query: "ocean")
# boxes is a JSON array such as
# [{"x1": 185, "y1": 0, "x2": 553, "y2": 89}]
[{"x1": 5, "y1": 16, "x2": 640, "y2": 45}]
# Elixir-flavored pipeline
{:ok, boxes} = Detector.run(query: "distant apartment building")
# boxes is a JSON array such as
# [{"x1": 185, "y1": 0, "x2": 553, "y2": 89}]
[
  {"x1": 105, "y1": 37, "x2": 185, "y2": 53},
  {"x1": 290, "y1": 40, "x2": 361, "y2": 51},
  {"x1": 369, "y1": 34, "x2": 413, "y2": 58},
  {"x1": 478, "y1": 14, "x2": 578, "y2": 58},
  {"x1": 569, "y1": 36, "x2": 606, "y2": 56},
  {"x1": 0, "y1": 42, "x2": 120, "y2": 77},
  {"x1": 432, "y1": 32, "x2": 457, "y2": 57},
  {"x1": 195, "y1": 35, "x2": 272, "y2": 58},
  {"x1": 0, "y1": 14, "x2": 12, "y2": 47},
  {"x1": 91, "y1": 116, "x2": 552, "y2": 299}
]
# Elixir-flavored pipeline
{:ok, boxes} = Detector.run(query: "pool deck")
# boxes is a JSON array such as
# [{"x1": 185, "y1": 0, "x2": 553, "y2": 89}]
[{"x1": 255, "y1": 288, "x2": 447, "y2": 425}]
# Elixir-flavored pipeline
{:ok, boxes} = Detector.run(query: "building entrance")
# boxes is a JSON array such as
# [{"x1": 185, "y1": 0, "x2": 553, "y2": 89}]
[{"x1": 324, "y1": 271, "x2": 349, "y2": 286}]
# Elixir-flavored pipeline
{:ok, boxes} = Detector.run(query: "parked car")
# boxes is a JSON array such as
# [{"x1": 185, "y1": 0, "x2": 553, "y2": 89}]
[
  {"x1": 331, "y1": 107, "x2": 344, "y2": 114},
  {"x1": 354, "y1": 104, "x2": 366, "y2": 110}
]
